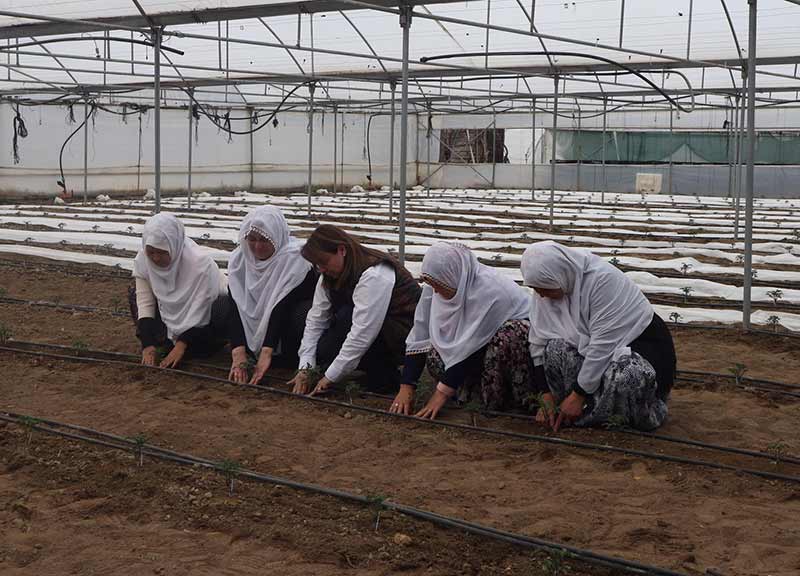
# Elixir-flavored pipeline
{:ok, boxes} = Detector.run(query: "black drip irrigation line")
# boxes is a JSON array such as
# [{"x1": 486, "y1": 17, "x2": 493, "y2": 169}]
[
  {"x1": 0, "y1": 411, "x2": 690, "y2": 576},
  {"x1": 2, "y1": 343, "x2": 800, "y2": 486}
]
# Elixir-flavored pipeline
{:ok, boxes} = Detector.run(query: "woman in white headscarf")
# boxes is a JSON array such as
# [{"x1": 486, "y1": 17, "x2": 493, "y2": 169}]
[
  {"x1": 227, "y1": 206, "x2": 317, "y2": 385},
  {"x1": 130, "y1": 213, "x2": 228, "y2": 368},
  {"x1": 392, "y1": 242, "x2": 533, "y2": 419},
  {"x1": 521, "y1": 241, "x2": 675, "y2": 432}
]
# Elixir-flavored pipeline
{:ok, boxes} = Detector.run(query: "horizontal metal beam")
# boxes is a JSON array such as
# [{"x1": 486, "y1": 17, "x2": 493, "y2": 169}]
[{"x1": 0, "y1": 0, "x2": 463, "y2": 40}]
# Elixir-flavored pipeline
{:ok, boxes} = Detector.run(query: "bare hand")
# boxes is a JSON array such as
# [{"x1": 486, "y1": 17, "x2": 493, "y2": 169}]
[
  {"x1": 290, "y1": 371, "x2": 312, "y2": 395},
  {"x1": 310, "y1": 376, "x2": 334, "y2": 397},
  {"x1": 159, "y1": 341, "x2": 187, "y2": 369},
  {"x1": 249, "y1": 347, "x2": 273, "y2": 385},
  {"x1": 229, "y1": 346, "x2": 249, "y2": 384},
  {"x1": 142, "y1": 346, "x2": 157, "y2": 366},
  {"x1": 554, "y1": 391, "x2": 586, "y2": 432},
  {"x1": 535, "y1": 392, "x2": 556, "y2": 428},
  {"x1": 415, "y1": 384, "x2": 454, "y2": 420},
  {"x1": 389, "y1": 384, "x2": 416, "y2": 415}
]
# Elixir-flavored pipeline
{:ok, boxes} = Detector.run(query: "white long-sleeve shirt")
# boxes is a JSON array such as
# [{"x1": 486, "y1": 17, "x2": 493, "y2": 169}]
[
  {"x1": 135, "y1": 270, "x2": 228, "y2": 319},
  {"x1": 298, "y1": 262, "x2": 396, "y2": 383}
]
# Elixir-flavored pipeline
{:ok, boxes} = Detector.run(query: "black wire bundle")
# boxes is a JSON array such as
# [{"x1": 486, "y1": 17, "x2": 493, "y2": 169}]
[{"x1": 12, "y1": 106, "x2": 28, "y2": 165}]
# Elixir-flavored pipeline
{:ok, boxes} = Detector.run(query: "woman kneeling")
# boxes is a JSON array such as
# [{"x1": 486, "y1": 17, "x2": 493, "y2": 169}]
[{"x1": 522, "y1": 241, "x2": 675, "y2": 431}]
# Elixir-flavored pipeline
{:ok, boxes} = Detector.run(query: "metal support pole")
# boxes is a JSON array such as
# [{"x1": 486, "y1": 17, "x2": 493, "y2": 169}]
[
  {"x1": 550, "y1": 75, "x2": 559, "y2": 230},
  {"x1": 742, "y1": 0, "x2": 757, "y2": 330},
  {"x1": 618, "y1": 0, "x2": 626, "y2": 47},
  {"x1": 249, "y1": 107, "x2": 255, "y2": 191},
  {"x1": 426, "y1": 101, "x2": 431, "y2": 196},
  {"x1": 686, "y1": 0, "x2": 694, "y2": 60},
  {"x1": 576, "y1": 106, "x2": 581, "y2": 192},
  {"x1": 153, "y1": 26, "x2": 162, "y2": 214},
  {"x1": 333, "y1": 103, "x2": 338, "y2": 194},
  {"x1": 726, "y1": 100, "x2": 735, "y2": 200},
  {"x1": 389, "y1": 82, "x2": 396, "y2": 220},
  {"x1": 731, "y1": 95, "x2": 740, "y2": 212},
  {"x1": 83, "y1": 99, "x2": 88, "y2": 205},
  {"x1": 734, "y1": 73, "x2": 747, "y2": 241},
  {"x1": 307, "y1": 83, "x2": 316, "y2": 217},
  {"x1": 398, "y1": 5, "x2": 412, "y2": 265},
  {"x1": 668, "y1": 107, "x2": 674, "y2": 194},
  {"x1": 601, "y1": 96, "x2": 607, "y2": 204},
  {"x1": 187, "y1": 89, "x2": 194, "y2": 208},
  {"x1": 530, "y1": 97, "x2": 536, "y2": 201},
  {"x1": 490, "y1": 113, "x2": 497, "y2": 188}
]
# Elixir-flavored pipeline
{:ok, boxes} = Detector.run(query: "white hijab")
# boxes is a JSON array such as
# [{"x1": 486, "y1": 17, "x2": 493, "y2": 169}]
[
  {"x1": 521, "y1": 241, "x2": 654, "y2": 394},
  {"x1": 227, "y1": 206, "x2": 312, "y2": 351},
  {"x1": 406, "y1": 243, "x2": 530, "y2": 369},
  {"x1": 133, "y1": 213, "x2": 221, "y2": 341}
]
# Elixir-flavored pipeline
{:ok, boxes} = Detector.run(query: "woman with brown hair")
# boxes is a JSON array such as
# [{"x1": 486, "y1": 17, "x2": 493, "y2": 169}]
[{"x1": 289, "y1": 224, "x2": 421, "y2": 396}]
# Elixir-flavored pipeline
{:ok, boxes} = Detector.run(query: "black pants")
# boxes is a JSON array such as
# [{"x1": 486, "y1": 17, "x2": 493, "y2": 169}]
[
  {"x1": 269, "y1": 298, "x2": 313, "y2": 369},
  {"x1": 316, "y1": 304, "x2": 401, "y2": 394}
]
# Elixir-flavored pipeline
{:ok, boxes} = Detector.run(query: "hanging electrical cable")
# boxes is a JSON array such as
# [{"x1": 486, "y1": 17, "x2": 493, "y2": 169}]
[
  {"x1": 56, "y1": 100, "x2": 95, "y2": 193},
  {"x1": 12, "y1": 105, "x2": 29, "y2": 165}
]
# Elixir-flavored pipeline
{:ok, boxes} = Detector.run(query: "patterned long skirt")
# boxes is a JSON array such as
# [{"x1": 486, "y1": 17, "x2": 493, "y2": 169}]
[
  {"x1": 426, "y1": 319, "x2": 536, "y2": 412},
  {"x1": 543, "y1": 339, "x2": 669, "y2": 431}
]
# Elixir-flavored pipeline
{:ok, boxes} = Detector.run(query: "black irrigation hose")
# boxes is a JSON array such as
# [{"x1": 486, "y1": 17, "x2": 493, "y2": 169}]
[
  {"x1": 0, "y1": 411, "x2": 690, "y2": 576},
  {"x1": 57, "y1": 101, "x2": 97, "y2": 194},
  {"x1": 2, "y1": 344, "x2": 800, "y2": 486}
]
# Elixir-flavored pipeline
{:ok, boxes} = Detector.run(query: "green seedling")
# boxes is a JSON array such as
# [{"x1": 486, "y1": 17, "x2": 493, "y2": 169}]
[
  {"x1": 299, "y1": 364, "x2": 325, "y2": 390},
  {"x1": 0, "y1": 287, "x2": 7, "y2": 298},
  {"x1": 727, "y1": 363, "x2": 748, "y2": 386},
  {"x1": 539, "y1": 549, "x2": 568, "y2": 576},
  {"x1": 345, "y1": 381, "x2": 362, "y2": 405},
  {"x1": 767, "y1": 315, "x2": 781, "y2": 333},
  {"x1": 129, "y1": 433, "x2": 149, "y2": 467},
  {"x1": 765, "y1": 441, "x2": 789, "y2": 464},
  {"x1": 72, "y1": 340, "x2": 89, "y2": 352},
  {"x1": 669, "y1": 312, "x2": 682, "y2": 325},
  {"x1": 603, "y1": 414, "x2": 628, "y2": 430},
  {"x1": 463, "y1": 399, "x2": 483, "y2": 427},
  {"x1": 680, "y1": 263, "x2": 692, "y2": 276},
  {"x1": 535, "y1": 392, "x2": 559, "y2": 419},
  {"x1": 366, "y1": 494, "x2": 387, "y2": 532},
  {"x1": 18, "y1": 416, "x2": 41, "y2": 449},
  {"x1": 751, "y1": 269, "x2": 759, "y2": 280},
  {"x1": 216, "y1": 459, "x2": 241, "y2": 495},
  {"x1": 766, "y1": 289, "x2": 783, "y2": 306},
  {"x1": 0, "y1": 323, "x2": 12, "y2": 344},
  {"x1": 609, "y1": 257, "x2": 620, "y2": 267},
  {"x1": 680, "y1": 286, "x2": 694, "y2": 303}
]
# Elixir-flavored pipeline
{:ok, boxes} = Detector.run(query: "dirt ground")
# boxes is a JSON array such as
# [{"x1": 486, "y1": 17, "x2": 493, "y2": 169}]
[{"x1": 1, "y1": 254, "x2": 800, "y2": 576}]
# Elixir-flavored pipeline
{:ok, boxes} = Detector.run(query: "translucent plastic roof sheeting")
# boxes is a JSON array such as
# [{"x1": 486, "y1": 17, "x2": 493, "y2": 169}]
[{"x1": 1, "y1": 0, "x2": 800, "y2": 103}]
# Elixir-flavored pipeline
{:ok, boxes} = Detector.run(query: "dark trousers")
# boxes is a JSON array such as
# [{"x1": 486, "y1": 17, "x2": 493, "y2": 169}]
[
  {"x1": 269, "y1": 299, "x2": 313, "y2": 369},
  {"x1": 316, "y1": 304, "x2": 401, "y2": 394}
]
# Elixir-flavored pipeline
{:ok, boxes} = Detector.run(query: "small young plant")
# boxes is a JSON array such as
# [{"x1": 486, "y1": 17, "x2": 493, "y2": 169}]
[
  {"x1": 18, "y1": 416, "x2": 42, "y2": 449},
  {"x1": 539, "y1": 549, "x2": 568, "y2": 576},
  {"x1": 0, "y1": 323, "x2": 12, "y2": 344},
  {"x1": 72, "y1": 339, "x2": 89, "y2": 352},
  {"x1": 0, "y1": 286, "x2": 7, "y2": 298},
  {"x1": 669, "y1": 311, "x2": 682, "y2": 325},
  {"x1": 535, "y1": 392, "x2": 559, "y2": 419},
  {"x1": 216, "y1": 459, "x2": 241, "y2": 495},
  {"x1": 603, "y1": 414, "x2": 628, "y2": 430},
  {"x1": 767, "y1": 289, "x2": 783, "y2": 306},
  {"x1": 345, "y1": 381, "x2": 362, "y2": 405},
  {"x1": 727, "y1": 363, "x2": 748, "y2": 386},
  {"x1": 680, "y1": 262, "x2": 692, "y2": 276},
  {"x1": 767, "y1": 315, "x2": 781, "y2": 333},
  {"x1": 129, "y1": 433, "x2": 149, "y2": 467},
  {"x1": 751, "y1": 269, "x2": 759, "y2": 281},
  {"x1": 463, "y1": 398, "x2": 483, "y2": 428},
  {"x1": 365, "y1": 494, "x2": 387, "y2": 532},
  {"x1": 298, "y1": 364, "x2": 325, "y2": 390},
  {"x1": 765, "y1": 441, "x2": 789, "y2": 464},
  {"x1": 680, "y1": 286, "x2": 694, "y2": 303},
  {"x1": 609, "y1": 257, "x2": 620, "y2": 267}
]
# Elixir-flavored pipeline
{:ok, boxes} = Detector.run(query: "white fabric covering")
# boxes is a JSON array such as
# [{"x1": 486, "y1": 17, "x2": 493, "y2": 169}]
[
  {"x1": 406, "y1": 243, "x2": 530, "y2": 369},
  {"x1": 298, "y1": 263, "x2": 395, "y2": 383},
  {"x1": 132, "y1": 213, "x2": 223, "y2": 341},
  {"x1": 521, "y1": 241, "x2": 654, "y2": 394},
  {"x1": 227, "y1": 206, "x2": 312, "y2": 351}
]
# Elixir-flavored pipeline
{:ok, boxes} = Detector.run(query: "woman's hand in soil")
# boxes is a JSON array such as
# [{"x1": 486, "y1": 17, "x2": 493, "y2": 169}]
[
  {"x1": 160, "y1": 341, "x2": 187, "y2": 369},
  {"x1": 415, "y1": 383, "x2": 454, "y2": 420},
  {"x1": 249, "y1": 347, "x2": 273, "y2": 385},
  {"x1": 389, "y1": 384, "x2": 416, "y2": 415},
  {"x1": 141, "y1": 346, "x2": 158, "y2": 366},
  {"x1": 290, "y1": 371, "x2": 312, "y2": 394},
  {"x1": 309, "y1": 376, "x2": 333, "y2": 396},
  {"x1": 535, "y1": 392, "x2": 556, "y2": 428},
  {"x1": 554, "y1": 390, "x2": 585, "y2": 431},
  {"x1": 229, "y1": 346, "x2": 249, "y2": 384}
]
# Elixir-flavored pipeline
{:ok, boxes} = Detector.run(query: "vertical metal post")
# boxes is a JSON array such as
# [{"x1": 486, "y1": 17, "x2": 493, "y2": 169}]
[
  {"x1": 491, "y1": 113, "x2": 497, "y2": 188},
  {"x1": 187, "y1": 89, "x2": 194, "y2": 208},
  {"x1": 530, "y1": 0, "x2": 536, "y2": 32},
  {"x1": 668, "y1": 107, "x2": 674, "y2": 194},
  {"x1": 389, "y1": 82, "x2": 396, "y2": 220},
  {"x1": 742, "y1": 0, "x2": 757, "y2": 330},
  {"x1": 153, "y1": 26, "x2": 162, "y2": 213},
  {"x1": 686, "y1": 0, "x2": 694, "y2": 60},
  {"x1": 726, "y1": 100, "x2": 735, "y2": 200},
  {"x1": 333, "y1": 103, "x2": 338, "y2": 194},
  {"x1": 550, "y1": 75, "x2": 559, "y2": 230},
  {"x1": 249, "y1": 107, "x2": 255, "y2": 191},
  {"x1": 307, "y1": 83, "x2": 315, "y2": 217},
  {"x1": 426, "y1": 101, "x2": 431, "y2": 195},
  {"x1": 398, "y1": 5, "x2": 412, "y2": 265},
  {"x1": 618, "y1": 0, "x2": 626, "y2": 47},
  {"x1": 83, "y1": 99, "x2": 88, "y2": 205},
  {"x1": 576, "y1": 104, "x2": 582, "y2": 191},
  {"x1": 601, "y1": 96, "x2": 607, "y2": 204},
  {"x1": 731, "y1": 95, "x2": 740, "y2": 216},
  {"x1": 530, "y1": 97, "x2": 536, "y2": 201},
  {"x1": 734, "y1": 74, "x2": 747, "y2": 241}
]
